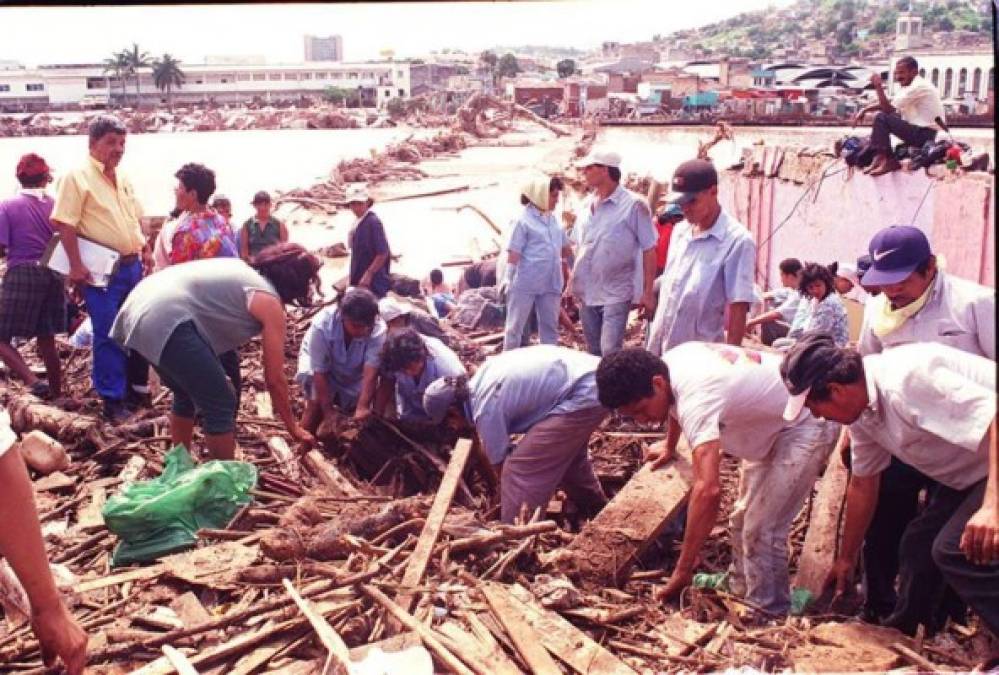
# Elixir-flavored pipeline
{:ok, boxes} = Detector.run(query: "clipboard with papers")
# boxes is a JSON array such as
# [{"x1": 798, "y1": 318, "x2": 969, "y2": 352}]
[{"x1": 40, "y1": 234, "x2": 121, "y2": 287}]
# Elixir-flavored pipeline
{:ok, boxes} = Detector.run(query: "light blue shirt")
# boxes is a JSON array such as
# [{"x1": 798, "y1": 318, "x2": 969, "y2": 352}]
[
  {"x1": 507, "y1": 204, "x2": 569, "y2": 295},
  {"x1": 393, "y1": 335, "x2": 465, "y2": 421},
  {"x1": 467, "y1": 345, "x2": 603, "y2": 464},
  {"x1": 776, "y1": 292, "x2": 802, "y2": 323},
  {"x1": 647, "y1": 209, "x2": 757, "y2": 355},
  {"x1": 789, "y1": 293, "x2": 849, "y2": 346},
  {"x1": 295, "y1": 306, "x2": 387, "y2": 407},
  {"x1": 570, "y1": 185, "x2": 656, "y2": 306}
]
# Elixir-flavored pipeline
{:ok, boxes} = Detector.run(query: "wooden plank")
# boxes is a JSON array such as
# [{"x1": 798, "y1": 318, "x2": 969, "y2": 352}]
[
  {"x1": 77, "y1": 486, "x2": 107, "y2": 531},
  {"x1": 566, "y1": 446, "x2": 693, "y2": 587},
  {"x1": 507, "y1": 584, "x2": 638, "y2": 675},
  {"x1": 794, "y1": 442, "x2": 848, "y2": 599},
  {"x1": 119, "y1": 455, "x2": 147, "y2": 486},
  {"x1": 361, "y1": 584, "x2": 476, "y2": 675},
  {"x1": 302, "y1": 450, "x2": 362, "y2": 498},
  {"x1": 347, "y1": 632, "x2": 422, "y2": 661},
  {"x1": 254, "y1": 392, "x2": 273, "y2": 419},
  {"x1": 480, "y1": 582, "x2": 561, "y2": 675},
  {"x1": 396, "y1": 439, "x2": 473, "y2": 612},
  {"x1": 282, "y1": 578, "x2": 352, "y2": 671},
  {"x1": 436, "y1": 621, "x2": 523, "y2": 675},
  {"x1": 77, "y1": 565, "x2": 165, "y2": 593},
  {"x1": 267, "y1": 437, "x2": 301, "y2": 483},
  {"x1": 161, "y1": 645, "x2": 199, "y2": 675}
]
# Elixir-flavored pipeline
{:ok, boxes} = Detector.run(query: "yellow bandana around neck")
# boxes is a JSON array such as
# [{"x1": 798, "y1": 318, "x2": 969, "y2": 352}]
[{"x1": 870, "y1": 275, "x2": 936, "y2": 338}]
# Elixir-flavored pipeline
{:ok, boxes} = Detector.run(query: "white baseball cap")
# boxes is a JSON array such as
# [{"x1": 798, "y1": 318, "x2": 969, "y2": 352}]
[
  {"x1": 345, "y1": 184, "x2": 372, "y2": 204},
  {"x1": 379, "y1": 297, "x2": 411, "y2": 323},
  {"x1": 574, "y1": 149, "x2": 622, "y2": 169}
]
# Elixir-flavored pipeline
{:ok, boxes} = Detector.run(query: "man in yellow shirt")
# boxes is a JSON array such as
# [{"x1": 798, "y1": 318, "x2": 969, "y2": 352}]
[{"x1": 51, "y1": 116, "x2": 148, "y2": 422}]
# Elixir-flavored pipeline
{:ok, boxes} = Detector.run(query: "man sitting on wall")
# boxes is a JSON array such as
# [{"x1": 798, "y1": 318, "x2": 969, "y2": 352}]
[{"x1": 852, "y1": 56, "x2": 945, "y2": 177}]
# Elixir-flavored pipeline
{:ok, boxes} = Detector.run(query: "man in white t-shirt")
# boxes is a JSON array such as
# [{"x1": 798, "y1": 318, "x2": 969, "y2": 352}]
[
  {"x1": 780, "y1": 333, "x2": 998, "y2": 638},
  {"x1": 596, "y1": 345, "x2": 838, "y2": 616},
  {"x1": 852, "y1": 56, "x2": 945, "y2": 176}
]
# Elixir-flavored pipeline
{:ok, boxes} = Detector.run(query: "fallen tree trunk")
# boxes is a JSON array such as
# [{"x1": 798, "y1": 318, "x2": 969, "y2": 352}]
[{"x1": 5, "y1": 395, "x2": 100, "y2": 445}]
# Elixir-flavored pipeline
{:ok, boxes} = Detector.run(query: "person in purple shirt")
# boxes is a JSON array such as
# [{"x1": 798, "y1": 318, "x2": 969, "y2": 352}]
[{"x1": 0, "y1": 154, "x2": 66, "y2": 398}]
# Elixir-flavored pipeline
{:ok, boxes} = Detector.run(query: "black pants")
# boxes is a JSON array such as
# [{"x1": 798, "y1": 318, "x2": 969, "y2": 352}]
[
  {"x1": 870, "y1": 111, "x2": 937, "y2": 153},
  {"x1": 926, "y1": 480, "x2": 998, "y2": 636},
  {"x1": 863, "y1": 456, "x2": 934, "y2": 620}
]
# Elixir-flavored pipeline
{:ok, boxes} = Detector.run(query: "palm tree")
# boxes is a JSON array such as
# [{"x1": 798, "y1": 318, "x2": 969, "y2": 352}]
[
  {"x1": 152, "y1": 54, "x2": 185, "y2": 110},
  {"x1": 102, "y1": 51, "x2": 129, "y2": 108},
  {"x1": 123, "y1": 43, "x2": 152, "y2": 108}
]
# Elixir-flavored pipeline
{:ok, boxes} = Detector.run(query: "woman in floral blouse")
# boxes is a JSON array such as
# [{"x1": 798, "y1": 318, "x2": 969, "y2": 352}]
[{"x1": 775, "y1": 262, "x2": 850, "y2": 349}]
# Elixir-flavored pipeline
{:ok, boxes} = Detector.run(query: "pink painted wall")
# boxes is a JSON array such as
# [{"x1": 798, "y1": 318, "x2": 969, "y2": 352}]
[{"x1": 720, "y1": 166, "x2": 996, "y2": 289}]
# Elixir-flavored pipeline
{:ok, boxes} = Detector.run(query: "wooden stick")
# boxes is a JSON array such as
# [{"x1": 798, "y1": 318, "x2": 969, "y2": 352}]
[
  {"x1": 161, "y1": 645, "x2": 199, "y2": 675},
  {"x1": 397, "y1": 439, "x2": 472, "y2": 612},
  {"x1": 445, "y1": 521, "x2": 558, "y2": 555},
  {"x1": 890, "y1": 642, "x2": 941, "y2": 672},
  {"x1": 281, "y1": 579, "x2": 352, "y2": 673},
  {"x1": 480, "y1": 583, "x2": 561, "y2": 675},
  {"x1": 360, "y1": 584, "x2": 475, "y2": 675}
]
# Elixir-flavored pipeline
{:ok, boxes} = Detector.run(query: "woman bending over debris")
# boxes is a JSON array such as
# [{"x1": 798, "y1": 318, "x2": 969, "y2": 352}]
[
  {"x1": 378, "y1": 327, "x2": 465, "y2": 422},
  {"x1": 0, "y1": 409, "x2": 87, "y2": 674},
  {"x1": 296, "y1": 287, "x2": 387, "y2": 427},
  {"x1": 111, "y1": 244, "x2": 321, "y2": 459}
]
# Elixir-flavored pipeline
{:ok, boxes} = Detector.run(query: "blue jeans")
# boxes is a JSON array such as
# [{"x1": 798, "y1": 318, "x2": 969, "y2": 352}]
[
  {"x1": 579, "y1": 301, "x2": 630, "y2": 356},
  {"x1": 503, "y1": 291, "x2": 560, "y2": 351},
  {"x1": 82, "y1": 259, "x2": 143, "y2": 401}
]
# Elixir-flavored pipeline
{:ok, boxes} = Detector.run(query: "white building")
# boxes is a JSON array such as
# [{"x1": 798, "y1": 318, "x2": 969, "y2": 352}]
[
  {"x1": 304, "y1": 35, "x2": 343, "y2": 62},
  {"x1": 0, "y1": 61, "x2": 415, "y2": 111}
]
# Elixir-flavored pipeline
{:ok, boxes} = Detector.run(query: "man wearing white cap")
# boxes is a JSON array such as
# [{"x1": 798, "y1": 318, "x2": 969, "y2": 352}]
[
  {"x1": 346, "y1": 185, "x2": 392, "y2": 299},
  {"x1": 501, "y1": 174, "x2": 570, "y2": 351},
  {"x1": 780, "y1": 332, "x2": 998, "y2": 638},
  {"x1": 595, "y1": 345, "x2": 838, "y2": 616},
  {"x1": 422, "y1": 345, "x2": 608, "y2": 523},
  {"x1": 646, "y1": 158, "x2": 756, "y2": 356},
  {"x1": 378, "y1": 296, "x2": 448, "y2": 344},
  {"x1": 569, "y1": 149, "x2": 657, "y2": 356}
]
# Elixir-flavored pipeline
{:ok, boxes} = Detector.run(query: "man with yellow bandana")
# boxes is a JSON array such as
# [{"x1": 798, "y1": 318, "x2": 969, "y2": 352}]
[
  {"x1": 853, "y1": 224, "x2": 994, "y2": 634},
  {"x1": 51, "y1": 116, "x2": 148, "y2": 423}
]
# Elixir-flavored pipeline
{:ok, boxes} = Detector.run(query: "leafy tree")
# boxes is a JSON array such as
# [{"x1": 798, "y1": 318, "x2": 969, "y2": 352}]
[
  {"x1": 123, "y1": 43, "x2": 151, "y2": 108},
  {"x1": 479, "y1": 50, "x2": 498, "y2": 70},
  {"x1": 151, "y1": 53, "x2": 184, "y2": 110},
  {"x1": 937, "y1": 15, "x2": 955, "y2": 31},
  {"x1": 386, "y1": 97, "x2": 407, "y2": 119},
  {"x1": 496, "y1": 53, "x2": 520, "y2": 79},
  {"x1": 872, "y1": 9, "x2": 898, "y2": 34},
  {"x1": 556, "y1": 58, "x2": 577, "y2": 78},
  {"x1": 322, "y1": 87, "x2": 355, "y2": 106},
  {"x1": 102, "y1": 51, "x2": 129, "y2": 108}
]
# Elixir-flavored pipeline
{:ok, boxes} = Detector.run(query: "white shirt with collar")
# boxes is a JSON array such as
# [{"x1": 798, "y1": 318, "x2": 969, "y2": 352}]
[
  {"x1": 859, "y1": 271, "x2": 995, "y2": 360},
  {"x1": 849, "y1": 342, "x2": 995, "y2": 490},
  {"x1": 891, "y1": 74, "x2": 945, "y2": 129}
]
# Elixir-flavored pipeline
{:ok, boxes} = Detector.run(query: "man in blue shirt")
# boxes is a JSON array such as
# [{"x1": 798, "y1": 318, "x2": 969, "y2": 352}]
[
  {"x1": 647, "y1": 159, "x2": 757, "y2": 356},
  {"x1": 569, "y1": 150, "x2": 657, "y2": 356},
  {"x1": 296, "y1": 288, "x2": 387, "y2": 427},
  {"x1": 379, "y1": 328, "x2": 465, "y2": 422},
  {"x1": 422, "y1": 345, "x2": 608, "y2": 523}
]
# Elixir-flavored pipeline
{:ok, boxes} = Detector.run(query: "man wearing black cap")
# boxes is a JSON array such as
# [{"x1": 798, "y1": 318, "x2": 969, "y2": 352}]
[
  {"x1": 780, "y1": 332, "x2": 998, "y2": 640},
  {"x1": 854, "y1": 224, "x2": 994, "y2": 627},
  {"x1": 647, "y1": 158, "x2": 756, "y2": 356}
]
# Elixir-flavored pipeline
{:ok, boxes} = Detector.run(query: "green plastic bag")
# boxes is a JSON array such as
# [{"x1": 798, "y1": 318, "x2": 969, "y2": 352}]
[
  {"x1": 102, "y1": 446, "x2": 257, "y2": 566},
  {"x1": 790, "y1": 587, "x2": 813, "y2": 615},
  {"x1": 692, "y1": 572, "x2": 729, "y2": 591}
]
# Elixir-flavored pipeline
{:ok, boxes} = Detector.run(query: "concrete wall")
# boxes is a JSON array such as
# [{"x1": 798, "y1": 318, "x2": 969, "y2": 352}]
[{"x1": 719, "y1": 151, "x2": 995, "y2": 290}]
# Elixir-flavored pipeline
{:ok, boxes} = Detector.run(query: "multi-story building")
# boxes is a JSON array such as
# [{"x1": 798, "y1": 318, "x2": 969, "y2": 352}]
[
  {"x1": 304, "y1": 35, "x2": 344, "y2": 62},
  {"x1": 0, "y1": 61, "x2": 415, "y2": 111}
]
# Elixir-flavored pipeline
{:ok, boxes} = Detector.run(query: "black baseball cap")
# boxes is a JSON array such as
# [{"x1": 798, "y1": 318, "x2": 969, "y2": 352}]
[
  {"x1": 779, "y1": 331, "x2": 845, "y2": 420},
  {"x1": 862, "y1": 225, "x2": 932, "y2": 286},
  {"x1": 251, "y1": 190, "x2": 271, "y2": 204},
  {"x1": 667, "y1": 159, "x2": 718, "y2": 205}
]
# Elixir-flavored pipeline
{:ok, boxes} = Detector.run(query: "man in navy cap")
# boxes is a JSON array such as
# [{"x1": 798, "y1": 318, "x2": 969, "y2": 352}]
[
  {"x1": 647, "y1": 158, "x2": 757, "y2": 356},
  {"x1": 780, "y1": 332, "x2": 998, "y2": 641},
  {"x1": 852, "y1": 224, "x2": 995, "y2": 630}
]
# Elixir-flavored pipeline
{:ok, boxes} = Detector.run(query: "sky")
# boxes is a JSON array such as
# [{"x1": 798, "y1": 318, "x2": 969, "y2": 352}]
[{"x1": 0, "y1": 1, "x2": 794, "y2": 67}]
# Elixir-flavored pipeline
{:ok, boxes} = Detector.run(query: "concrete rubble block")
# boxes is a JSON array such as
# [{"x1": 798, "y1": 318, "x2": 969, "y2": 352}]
[{"x1": 18, "y1": 429, "x2": 70, "y2": 475}]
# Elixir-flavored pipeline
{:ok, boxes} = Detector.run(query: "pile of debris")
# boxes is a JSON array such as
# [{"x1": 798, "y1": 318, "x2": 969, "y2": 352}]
[
  {"x1": 0, "y1": 299, "x2": 992, "y2": 674},
  {"x1": 454, "y1": 93, "x2": 570, "y2": 140}
]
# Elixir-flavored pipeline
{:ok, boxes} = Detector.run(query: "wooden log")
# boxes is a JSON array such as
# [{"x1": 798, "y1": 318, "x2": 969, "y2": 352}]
[
  {"x1": 507, "y1": 584, "x2": 638, "y2": 675},
  {"x1": 480, "y1": 582, "x2": 561, "y2": 675},
  {"x1": 566, "y1": 448, "x2": 692, "y2": 587},
  {"x1": 445, "y1": 521, "x2": 558, "y2": 555},
  {"x1": 6, "y1": 395, "x2": 99, "y2": 444},
  {"x1": 360, "y1": 584, "x2": 475, "y2": 675},
  {"x1": 302, "y1": 450, "x2": 362, "y2": 498},
  {"x1": 794, "y1": 442, "x2": 849, "y2": 599},
  {"x1": 268, "y1": 437, "x2": 301, "y2": 483},
  {"x1": 282, "y1": 578, "x2": 351, "y2": 674},
  {"x1": 397, "y1": 439, "x2": 472, "y2": 612}
]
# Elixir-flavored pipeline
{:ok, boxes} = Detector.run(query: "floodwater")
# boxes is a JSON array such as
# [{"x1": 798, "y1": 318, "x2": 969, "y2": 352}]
[{"x1": 2, "y1": 123, "x2": 993, "y2": 283}]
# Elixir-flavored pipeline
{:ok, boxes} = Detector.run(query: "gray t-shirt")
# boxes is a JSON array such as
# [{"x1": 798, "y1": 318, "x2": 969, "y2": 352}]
[{"x1": 111, "y1": 258, "x2": 278, "y2": 366}]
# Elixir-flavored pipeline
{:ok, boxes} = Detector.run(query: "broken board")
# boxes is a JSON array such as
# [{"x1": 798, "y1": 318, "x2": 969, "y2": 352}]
[
  {"x1": 566, "y1": 446, "x2": 693, "y2": 587},
  {"x1": 794, "y1": 444, "x2": 848, "y2": 598}
]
